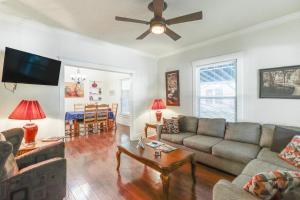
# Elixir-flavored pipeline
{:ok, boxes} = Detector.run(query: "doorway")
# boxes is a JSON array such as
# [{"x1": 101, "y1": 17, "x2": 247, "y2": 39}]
[{"x1": 62, "y1": 64, "x2": 133, "y2": 137}]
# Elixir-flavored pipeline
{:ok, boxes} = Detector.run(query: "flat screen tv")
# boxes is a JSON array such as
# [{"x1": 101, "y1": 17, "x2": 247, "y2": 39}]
[{"x1": 2, "y1": 47, "x2": 61, "y2": 86}]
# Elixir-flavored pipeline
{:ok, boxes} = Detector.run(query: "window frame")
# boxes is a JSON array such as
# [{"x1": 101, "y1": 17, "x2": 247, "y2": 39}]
[
  {"x1": 192, "y1": 53, "x2": 244, "y2": 122},
  {"x1": 197, "y1": 60, "x2": 237, "y2": 121}
]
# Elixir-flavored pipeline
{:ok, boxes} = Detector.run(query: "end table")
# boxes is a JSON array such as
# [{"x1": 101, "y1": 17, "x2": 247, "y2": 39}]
[
  {"x1": 144, "y1": 123, "x2": 162, "y2": 138},
  {"x1": 17, "y1": 140, "x2": 62, "y2": 156}
]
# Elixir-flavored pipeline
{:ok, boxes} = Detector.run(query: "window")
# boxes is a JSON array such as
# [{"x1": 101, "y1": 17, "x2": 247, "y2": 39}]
[
  {"x1": 120, "y1": 78, "x2": 131, "y2": 115},
  {"x1": 196, "y1": 60, "x2": 237, "y2": 121}
]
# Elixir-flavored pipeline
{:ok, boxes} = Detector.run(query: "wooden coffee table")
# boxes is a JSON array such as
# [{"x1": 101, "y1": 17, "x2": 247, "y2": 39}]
[{"x1": 116, "y1": 139, "x2": 196, "y2": 200}]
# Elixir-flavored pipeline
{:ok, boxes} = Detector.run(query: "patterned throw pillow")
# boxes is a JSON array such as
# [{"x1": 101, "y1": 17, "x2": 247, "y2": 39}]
[
  {"x1": 243, "y1": 170, "x2": 300, "y2": 200},
  {"x1": 161, "y1": 118, "x2": 180, "y2": 134},
  {"x1": 278, "y1": 135, "x2": 300, "y2": 169}
]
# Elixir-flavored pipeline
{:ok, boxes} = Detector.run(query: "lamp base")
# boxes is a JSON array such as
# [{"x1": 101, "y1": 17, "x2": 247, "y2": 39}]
[
  {"x1": 23, "y1": 123, "x2": 38, "y2": 144},
  {"x1": 155, "y1": 111, "x2": 162, "y2": 122}
]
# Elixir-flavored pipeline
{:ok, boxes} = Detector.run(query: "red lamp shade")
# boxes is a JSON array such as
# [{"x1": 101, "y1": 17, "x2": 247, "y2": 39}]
[
  {"x1": 9, "y1": 100, "x2": 46, "y2": 120},
  {"x1": 151, "y1": 99, "x2": 166, "y2": 110},
  {"x1": 151, "y1": 99, "x2": 166, "y2": 122},
  {"x1": 9, "y1": 100, "x2": 46, "y2": 144}
]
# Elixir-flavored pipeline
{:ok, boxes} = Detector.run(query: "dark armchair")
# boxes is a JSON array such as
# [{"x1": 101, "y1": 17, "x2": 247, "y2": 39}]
[{"x1": 0, "y1": 128, "x2": 66, "y2": 200}]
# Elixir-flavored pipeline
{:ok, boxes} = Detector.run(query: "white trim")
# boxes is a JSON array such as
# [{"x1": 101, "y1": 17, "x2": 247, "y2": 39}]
[
  {"x1": 192, "y1": 52, "x2": 244, "y2": 121},
  {"x1": 159, "y1": 11, "x2": 300, "y2": 58}
]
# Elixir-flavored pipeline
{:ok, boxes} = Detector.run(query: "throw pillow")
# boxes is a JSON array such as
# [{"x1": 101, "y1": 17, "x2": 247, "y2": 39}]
[
  {"x1": 271, "y1": 126, "x2": 300, "y2": 153},
  {"x1": 278, "y1": 135, "x2": 300, "y2": 169},
  {"x1": 243, "y1": 170, "x2": 300, "y2": 200},
  {"x1": 161, "y1": 118, "x2": 180, "y2": 134}
]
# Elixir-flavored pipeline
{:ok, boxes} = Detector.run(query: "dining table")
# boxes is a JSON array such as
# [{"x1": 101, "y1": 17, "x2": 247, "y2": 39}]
[{"x1": 65, "y1": 110, "x2": 114, "y2": 135}]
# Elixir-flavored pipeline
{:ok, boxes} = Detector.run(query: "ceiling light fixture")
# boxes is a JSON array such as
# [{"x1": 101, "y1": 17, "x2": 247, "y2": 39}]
[
  {"x1": 151, "y1": 24, "x2": 165, "y2": 34},
  {"x1": 71, "y1": 68, "x2": 86, "y2": 84}
]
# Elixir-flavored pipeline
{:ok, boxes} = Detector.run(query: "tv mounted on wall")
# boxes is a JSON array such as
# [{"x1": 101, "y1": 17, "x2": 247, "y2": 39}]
[{"x1": 2, "y1": 47, "x2": 61, "y2": 86}]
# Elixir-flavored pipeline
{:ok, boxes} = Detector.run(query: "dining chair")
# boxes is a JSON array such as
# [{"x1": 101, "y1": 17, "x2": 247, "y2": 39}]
[
  {"x1": 65, "y1": 121, "x2": 73, "y2": 137},
  {"x1": 111, "y1": 103, "x2": 118, "y2": 130},
  {"x1": 96, "y1": 104, "x2": 109, "y2": 132},
  {"x1": 72, "y1": 103, "x2": 85, "y2": 135},
  {"x1": 83, "y1": 104, "x2": 97, "y2": 134}
]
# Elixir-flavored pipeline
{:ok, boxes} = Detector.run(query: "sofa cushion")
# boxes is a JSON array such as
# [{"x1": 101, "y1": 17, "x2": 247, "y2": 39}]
[
  {"x1": 232, "y1": 174, "x2": 252, "y2": 187},
  {"x1": 183, "y1": 135, "x2": 223, "y2": 153},
  {"x1": 260, "y1": 124, "x2": 300, "y2": 148},
  {"x1": 213, "y1": 179, "x2": 259, "y2": 200},
  {"x1": 260, "y1": 124, "x2": 276, "y2": 148},
  {"x1": 161, "y1": 132, "x2": 195, "y2": 145},
  {"x1": 197, "y1": 118, "x2": 226, "y2": 138},
  {"x1": 212, "y1": 140, "x2": 260, "y2": 164},
  {"x1": 271, "y1": 126, "x2": 300, "y2": 153},
  {"x1": 178, "y1": 115, "x2": 198, "y2": 133},
  {"x1": 257, "y1": 148, "x2": 300, "y2": 172},
  {"x1": 225, "y1": 122, "x2": 261, "y2": 145},
  {"x1": 242, "y1": 159, "x2": 288, "y2": 177}
]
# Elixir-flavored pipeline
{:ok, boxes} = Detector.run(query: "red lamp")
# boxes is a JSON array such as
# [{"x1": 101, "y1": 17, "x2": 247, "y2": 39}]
[
  {"x1": 151, "y1": 99, "x2": 166, "y2": 122},
  {"x1": 9, "y1": 100, "x2": 46, "y2": 144}
]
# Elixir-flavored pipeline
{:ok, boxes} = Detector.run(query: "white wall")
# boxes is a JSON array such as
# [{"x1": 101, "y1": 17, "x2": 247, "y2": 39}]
[
  {"x1": 0, "y1": 14, "x2": 157, "y2": 140},
  {"x1": 158, "y1": 18, "x2": 300, "y2": 126}
]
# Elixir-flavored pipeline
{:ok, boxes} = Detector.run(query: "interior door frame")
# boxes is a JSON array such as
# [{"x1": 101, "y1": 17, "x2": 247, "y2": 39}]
[{"x1": 59, "y1": 58, "x2": 135, "y2": 136}]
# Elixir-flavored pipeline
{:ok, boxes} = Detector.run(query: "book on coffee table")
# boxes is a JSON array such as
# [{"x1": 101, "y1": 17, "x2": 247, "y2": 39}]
[
  {"x1": 156, "y1": 144, "x2": 177, "y2": 153},
  {"x1": 146, "y1": 140, "x2": 164, "y2": 148},
  {"x1": 146, "y1": 140, "x2": 177, "y2": 153}
]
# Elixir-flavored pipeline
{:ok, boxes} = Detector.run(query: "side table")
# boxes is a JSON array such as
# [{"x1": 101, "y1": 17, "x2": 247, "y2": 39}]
[
  {"x1": 17, "y1": 140, "x2": 62, "y2": 156},
  {"x1": 144, "y1": 123, "x2": 162, "y2": 138}
]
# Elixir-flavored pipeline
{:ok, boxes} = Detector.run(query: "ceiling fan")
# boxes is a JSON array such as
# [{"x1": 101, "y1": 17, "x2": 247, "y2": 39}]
[{"x1": 115, "y1": 0, "x2": 203, "y2": 41}]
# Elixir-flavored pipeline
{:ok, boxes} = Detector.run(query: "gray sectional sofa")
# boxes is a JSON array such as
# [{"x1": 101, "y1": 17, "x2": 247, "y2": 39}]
[{"x1": 157, "y1": 116, "x2": 300, "y2": 200}]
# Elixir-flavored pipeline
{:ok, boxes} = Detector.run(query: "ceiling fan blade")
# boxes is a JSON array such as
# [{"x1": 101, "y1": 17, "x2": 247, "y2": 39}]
[
  {"x1": 115, "y1": 16, "x2": 149, "y2": 25},
  {"x1": 137, "y1": 29, "x2": 151, "y2": 40},
  {"x1": 166, "y1": 11, "x2": 203, "y2": 25},
  {"x1": 153, "y1": 0, "x2": 164, "y2": 17},
  {"x1": 165, "y1": 27, "x2": 181, "y2": 41}
]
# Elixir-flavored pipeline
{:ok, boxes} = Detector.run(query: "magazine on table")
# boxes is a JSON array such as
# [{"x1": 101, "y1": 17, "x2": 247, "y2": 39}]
[
  {"x1": 146, "y1": 141, "x2": 164, "y2": 148},
  {"x1": 156, "y1": 144, "x2": 177, "y2": 153},
  {"x1": 146, "y1": 140, "x2": 177, "y2": 153}
]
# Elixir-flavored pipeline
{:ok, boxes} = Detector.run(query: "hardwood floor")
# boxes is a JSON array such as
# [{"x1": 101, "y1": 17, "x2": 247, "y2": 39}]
[{"x1": 65, "y1": 125, "x2": 235, "y2": 200}]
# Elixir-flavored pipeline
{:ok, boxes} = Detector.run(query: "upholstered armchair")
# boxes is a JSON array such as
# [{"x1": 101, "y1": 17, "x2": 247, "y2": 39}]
[{"x1": 0, "y1": 128, "x2": 66, "y2": 200}]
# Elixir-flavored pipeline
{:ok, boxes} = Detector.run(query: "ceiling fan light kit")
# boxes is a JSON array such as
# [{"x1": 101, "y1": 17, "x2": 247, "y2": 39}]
[
  {"x1": 115, "y1": 0, "x2": 203, "y2": 41},
  {"x1": 150, "y1": 19, "x2": 166, "y2": 34}
]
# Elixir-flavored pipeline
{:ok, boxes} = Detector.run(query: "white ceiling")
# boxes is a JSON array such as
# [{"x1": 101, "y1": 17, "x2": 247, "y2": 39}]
[{"x1": 1, "y1": 0, "x2": 300, "y2": 57}]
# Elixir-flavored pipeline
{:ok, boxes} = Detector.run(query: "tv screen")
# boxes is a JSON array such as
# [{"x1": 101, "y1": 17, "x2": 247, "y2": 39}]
[{"x1": 2, "y1": 47, "x2": 61, "y2": 86}]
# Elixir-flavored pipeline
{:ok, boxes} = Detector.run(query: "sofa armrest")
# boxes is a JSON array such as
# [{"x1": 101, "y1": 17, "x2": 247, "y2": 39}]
[
  {"x1": 1, "y1": 158, "x2": 66, "y2": 200},
  {"x1": 156, "y1": 125, "x2": 163, "y2": 140},
  {"x1": 16, "y1": 141, "x2": 65, "y2": 169},
  {"x1": 213, "y1": 180, "x2": 259, "y2": 200},
  {"x1": 1, "y1": 128, "x2": 24, "y2": 156}
]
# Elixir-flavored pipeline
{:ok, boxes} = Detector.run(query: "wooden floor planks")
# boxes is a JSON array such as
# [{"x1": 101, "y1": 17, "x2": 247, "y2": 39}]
[{"x1": 64, "y1": 125, "x2": 234, "y2": 200}]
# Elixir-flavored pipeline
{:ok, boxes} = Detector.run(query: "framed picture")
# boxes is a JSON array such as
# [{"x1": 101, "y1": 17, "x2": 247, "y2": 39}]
[
  {"x1": 65, "y1": 82, "x2": 84, "y2": 98},
  {"x1": 89, "y1": 81, "x2": 103, "y2": 101},
  {"x1": 259, "y1": 65, "x2": 300, "y2": 99},
  {"x1": 165, "y1": 70, "x2": 180, "y2": 106}
]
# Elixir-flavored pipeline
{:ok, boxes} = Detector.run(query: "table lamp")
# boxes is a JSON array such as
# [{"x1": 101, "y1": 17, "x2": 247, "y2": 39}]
[
  {"x1": 8, "y1": 100, "x2": 46, "y2": 144},
  {"x1": 151, "y1": 99, "x2": 166, "y2": 122}
]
